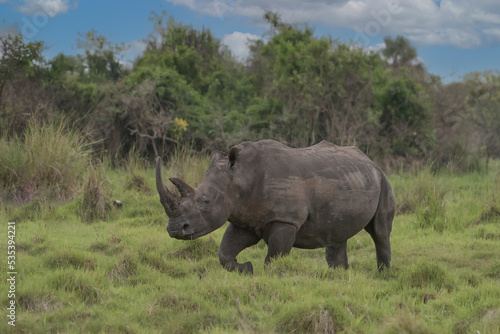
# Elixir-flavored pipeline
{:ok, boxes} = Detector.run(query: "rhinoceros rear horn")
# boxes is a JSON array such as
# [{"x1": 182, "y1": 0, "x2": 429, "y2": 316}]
[
  {"x1": 156, "y1": 157, "x2": 180, "y2": 218},
  {"x1": 169, "y1": 178, "x2": 195, "y2": 198}
]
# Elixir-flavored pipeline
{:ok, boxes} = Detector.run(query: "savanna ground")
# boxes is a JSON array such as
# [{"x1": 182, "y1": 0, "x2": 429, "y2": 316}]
[{"x1": 1, "y1": 152, "x2": 500, "y2": 334}]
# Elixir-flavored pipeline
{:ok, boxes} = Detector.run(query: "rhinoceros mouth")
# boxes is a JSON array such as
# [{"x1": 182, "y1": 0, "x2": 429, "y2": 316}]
[
  {"x1": 177, "y1": 234, "x2": 195, "y2": 240},
  {"x1": 168, "y1": 230, "x2": 199, "y2": 240}
]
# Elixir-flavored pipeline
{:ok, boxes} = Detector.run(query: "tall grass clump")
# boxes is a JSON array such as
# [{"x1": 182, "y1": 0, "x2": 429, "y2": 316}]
[
  {"x1": 415, "y1": 185, "x2": 447, "y2": 232},
  {"x1": 392, "y1": 167, "x2": 448, "y2": 231},
  {"x1": 0, "y1": 118, "x2": 91, "y2": 204},
  {"x1": 166, "y1": 145, "x2": 210, "y2": 188},
  {"x1": 124, "y1": 147, "x2": 151, "y2": 195},
  {"x1": 472, "y1": 171, "x2": 500, "y2": 225},
  {"x1": 493, "y1": 172, "x2": 500, "y2": 211},
  {"x1": 78, "y1": 162, "x2": 113, "y2": 223}
]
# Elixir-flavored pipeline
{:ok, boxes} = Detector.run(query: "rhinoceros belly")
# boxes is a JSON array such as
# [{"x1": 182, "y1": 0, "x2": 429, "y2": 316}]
[{"x1": 293, "y1": 187, "x2": 380, "y2": 249}]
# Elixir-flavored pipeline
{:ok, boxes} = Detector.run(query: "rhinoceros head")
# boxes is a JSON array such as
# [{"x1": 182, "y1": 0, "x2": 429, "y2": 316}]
[{"x1": 156, "y1": 150, "x2": 239, "y2": 240}]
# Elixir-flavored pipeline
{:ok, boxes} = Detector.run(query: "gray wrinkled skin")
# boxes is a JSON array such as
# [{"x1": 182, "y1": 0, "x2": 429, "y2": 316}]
[{"x1": 156, "y1": 140, "x2": 395, "y2": 274}]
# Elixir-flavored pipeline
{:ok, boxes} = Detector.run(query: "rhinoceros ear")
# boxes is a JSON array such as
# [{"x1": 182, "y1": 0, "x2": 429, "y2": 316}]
[
  {"x1": 210, "y1": 151, "x2": 224, "y2": 165},
  {"x1": 228, "y1": 147, "x2": 240, "y2": 168}
]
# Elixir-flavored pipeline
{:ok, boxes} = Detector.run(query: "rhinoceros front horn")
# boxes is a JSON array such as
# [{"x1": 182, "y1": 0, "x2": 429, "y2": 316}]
[{"x1": 156, "y1": 157, "x2": 180, "y2": 218}]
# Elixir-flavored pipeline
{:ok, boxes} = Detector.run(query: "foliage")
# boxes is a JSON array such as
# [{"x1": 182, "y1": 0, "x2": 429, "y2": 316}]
[
  {"x1": 464, "y1": 71, "x2": 500, "y2": 172},
  {"x1": 0, "y1": 10, "x2": 498, "y2": 170},
  {"x1": 382, "y1": 35, "x2": 417, "y2": 68},
  {"x1": 0, "y1": 29, "x2": 45, "y2": 134},
  {"x1": 1, "y1": 9, "x2": 499, "y2": 333},
  {"x1": 0, "y1": 30, "x2": 44, "y2": 102},
  {"x1": 76, "y1": 29, "x2": 125, "y2": 82},
  {"x1": 1, "y1": 154, "x2": 499, "y2": 333},
  {"x1": 376, "y1": 71, "x2": 433, "y2": 157}
]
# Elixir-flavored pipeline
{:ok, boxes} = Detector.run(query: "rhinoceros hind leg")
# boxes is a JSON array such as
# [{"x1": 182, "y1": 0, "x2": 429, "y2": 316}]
[
  {"x1": 364, "y1": 176, "x2": 394, "y2": 271},
  {"x1": 325, "y1": 242, "x2": 348, "y2": 269},
  {"x1": 219, "y1": 223, "x2": 260, "y2": 274},
  {"x1": 364, "y1": 222, "x2": 391, "y2": 271},
  {"x1": 372, "y1": 234, "x2": 391, "y2": 271}
]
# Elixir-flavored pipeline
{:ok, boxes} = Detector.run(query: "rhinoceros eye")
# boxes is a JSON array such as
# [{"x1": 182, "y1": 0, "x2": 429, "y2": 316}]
[{"x1": 196, "y1": 196, "x2": 210, "y2": 206}]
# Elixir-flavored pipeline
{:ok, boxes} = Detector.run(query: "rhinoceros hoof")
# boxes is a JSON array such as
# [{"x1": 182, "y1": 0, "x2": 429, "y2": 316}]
[{"x1": 240, "y1": 261, "x2": 253, "y2": 275}]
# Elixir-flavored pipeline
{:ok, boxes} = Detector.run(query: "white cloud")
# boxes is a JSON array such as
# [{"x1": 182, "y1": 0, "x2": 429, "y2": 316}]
[
  {"x1": 121, "y1": 40, "x2": 147, "y2": 67},
  {"x1": 483, "y1": 27, "x2": 500, "y2": 43},
  {"x1": 127, "y1": 40, "x2": 147, "y2": 54},
  {"x1": 16, "y1": 0, "x2": 76, "y2": 17},
  {"x1": 365, "y1": 42, "x2": 386, "y2": 54},
  {"x1": 166, "y1": 0, "x2": 500, "y2": 48},
  {"x1": 222, "y1": 31, "x2": 261, "y2": 62},
  {"x1": 412, "y1": 56, "x2": 425, "y2": 66}
]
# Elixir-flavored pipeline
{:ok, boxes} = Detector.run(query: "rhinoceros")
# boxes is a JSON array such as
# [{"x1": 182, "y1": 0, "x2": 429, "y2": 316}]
[{"x1": 156, "y1": 140, "x2": 395, "y2": 274}]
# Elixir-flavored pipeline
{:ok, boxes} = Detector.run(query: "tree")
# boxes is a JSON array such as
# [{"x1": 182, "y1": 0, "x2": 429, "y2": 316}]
[
  {"x1": 376, "y1": 71, "x2": 433, "y2": 157},
  {"x1": 246, "y1": 11, "x2": 386, "y2": 151},
  {"x1": 46, "y1": 53, "x2": 83, "y2": 82},
  {"x1": 0, "y1": 29, "x2": 44, "y2": 136},
  {"x1": 0, "y1": 30, "x2": 44, "y2": 106},
  {"x1": 76, "y1": 29, "x2": 124, "y2": 81},
  {"x1": 140, "y1": 11, "x2": 225, "y2": 94},
  {"x1": 382, "y1": 36, "x2": 417, "y2": 68},
  {"x1": 465, "y1": 71, "x2": 500, "y2": 173}
]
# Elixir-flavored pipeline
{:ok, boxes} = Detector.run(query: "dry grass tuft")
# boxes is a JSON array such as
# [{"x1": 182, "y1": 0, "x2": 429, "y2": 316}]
[
  {"x1": 78, "y1": 162, "x2": 113, "y2": 223},
  {"x1": 125, "y1": 174, "x2": 151, "y2": 194},
  {"x1": 108, "y1": 256, "x2": 137, "y2": 285}
]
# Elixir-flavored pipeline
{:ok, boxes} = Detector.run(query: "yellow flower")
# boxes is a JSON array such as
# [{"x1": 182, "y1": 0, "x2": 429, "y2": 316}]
[{"x1": 173, "y1": 117, "x2": 189, "y2": 139}]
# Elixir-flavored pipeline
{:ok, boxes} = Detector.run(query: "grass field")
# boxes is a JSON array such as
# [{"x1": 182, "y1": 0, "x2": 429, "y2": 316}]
[{"x1": 1, "y1": 155, "x2": 500, "y2": 333}]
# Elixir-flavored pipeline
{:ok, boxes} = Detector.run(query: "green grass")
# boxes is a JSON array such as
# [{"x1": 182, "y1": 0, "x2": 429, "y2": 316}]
[{"x1": 1, "y1": 158, "x2": 500, "y2": 333}]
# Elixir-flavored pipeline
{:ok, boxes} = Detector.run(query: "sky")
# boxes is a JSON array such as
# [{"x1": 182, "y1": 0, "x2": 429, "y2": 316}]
[{"x1": 1, "y1": 0, "x2": 499, "y2": 83}]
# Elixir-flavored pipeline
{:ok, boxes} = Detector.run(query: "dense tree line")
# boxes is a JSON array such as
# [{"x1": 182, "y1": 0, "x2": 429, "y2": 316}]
[{"x1": 1, "y1": 11, "x2": 499, "y2": 171}]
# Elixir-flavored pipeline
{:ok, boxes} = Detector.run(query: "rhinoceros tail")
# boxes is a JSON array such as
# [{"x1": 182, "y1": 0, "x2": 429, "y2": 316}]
[{"x1": 370, "y1": 174, "x2": 395, "y2": 238}]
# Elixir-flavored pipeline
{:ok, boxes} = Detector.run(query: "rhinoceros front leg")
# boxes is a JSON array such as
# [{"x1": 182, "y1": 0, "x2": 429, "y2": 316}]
[
  {"x1": 264, "y1": 222, "x2": 297, "y2": 264},
  {"x1": 218, "y1": 223, "x2": 260, "y2": 274}
]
